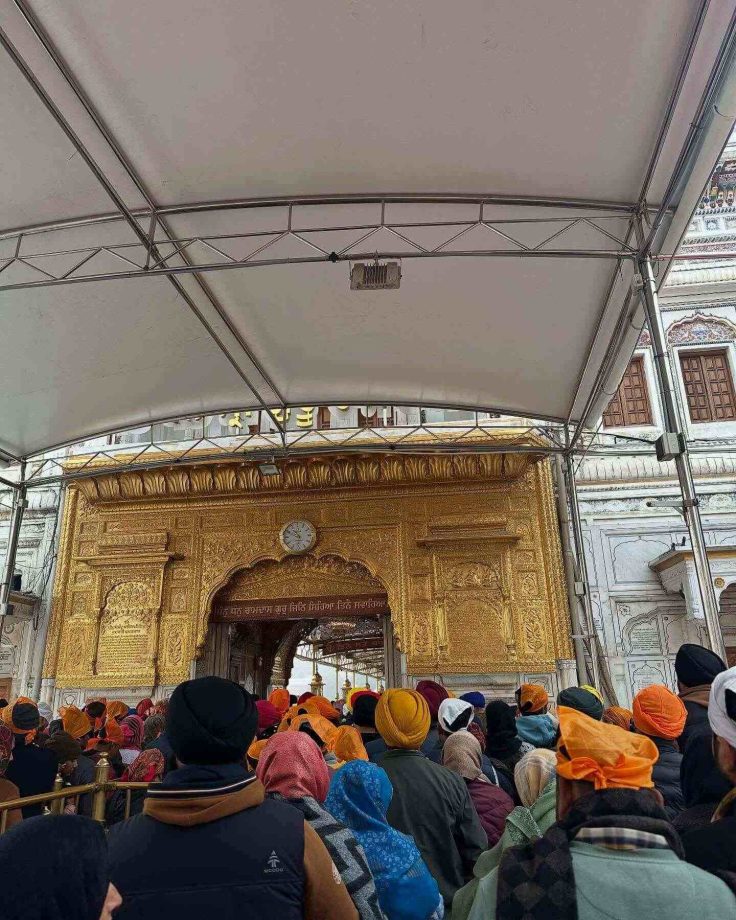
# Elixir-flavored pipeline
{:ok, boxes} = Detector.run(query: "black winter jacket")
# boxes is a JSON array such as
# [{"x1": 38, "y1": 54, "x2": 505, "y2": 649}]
[
  {"x1": 651, "y1": 737, "x2": 685, "y2": 819},
  {"x1": 378, "y1": 748, "x2": 487, "y2": 906},
  {"x1": 683, "y1": 792, "x2": 736, "y2": 874},
  {"x1": 680, "y1": 699, "x2": 710, "y2": 753},
  {"x1": 5, "y1": 740, "x2": 58, "y2": 818},
  {"x1": 108, "y1": 763, "x2": 305, "y2": 920}
]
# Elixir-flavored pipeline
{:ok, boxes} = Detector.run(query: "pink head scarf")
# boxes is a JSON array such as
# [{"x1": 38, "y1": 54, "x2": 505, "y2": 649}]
[
  {"x1": 121, "y1": 715, "x2": 144, "y2": 750},
  {"x1": 256, "y1": 732, "x2": 330, "y2": 802}
]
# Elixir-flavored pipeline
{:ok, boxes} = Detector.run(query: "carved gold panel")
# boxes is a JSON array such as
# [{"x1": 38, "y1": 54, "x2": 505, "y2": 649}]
[{"x1": 45, "y1": 450, "x2": 572, "y2": 688}]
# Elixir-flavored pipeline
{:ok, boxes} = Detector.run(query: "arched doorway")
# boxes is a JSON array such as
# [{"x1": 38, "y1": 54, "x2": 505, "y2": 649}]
[
  {"x1": 719, "y1": 582, "x2": 736, "y2": 668},
  {"x1": 198, "y1": 554, "x2": 398, "y2": 696}
]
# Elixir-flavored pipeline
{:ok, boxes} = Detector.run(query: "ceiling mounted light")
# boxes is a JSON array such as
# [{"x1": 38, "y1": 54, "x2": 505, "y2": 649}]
[
  {"x1": 350, "y1": 261, "x2": 401, "y2": 290},
  {"x1": 258, "y1": 462, "x2": 280, "y2": 476}
]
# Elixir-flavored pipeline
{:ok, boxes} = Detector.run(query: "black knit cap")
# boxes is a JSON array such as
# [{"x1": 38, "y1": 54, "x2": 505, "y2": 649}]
[
  {"x1": 167, "y1": 676, "x2": 258, "y2": 765},
  {"x1": 352, "y1": 694, "x2": 379, "y2": 728},
  {"x1": 557, "y1": 687, "x2": 604, "y2": 721},
  {"x1": 44, "y1": 731, "x2": 83, "y2": 764},
  {"x1": 11, "y1": 701, "x2": 39, "y2": 733},
  {"x1": 675, "y1": 643, "x2": 726, "y2": 688}
]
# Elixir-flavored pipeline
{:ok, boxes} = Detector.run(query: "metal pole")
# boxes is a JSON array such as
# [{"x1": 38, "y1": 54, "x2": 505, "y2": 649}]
[
  {"x1": 562, "y1": 452, "x2": 600, "y2": 689},
  {"x1": 638, "y1": 257, "x2": 726, "y2": 660},
  {"x1": 0, "y1": 460, "x2": 27, "y2": 634},
  {"x1": 554, "y1": 456, "x2": 586, "y2": 683}
]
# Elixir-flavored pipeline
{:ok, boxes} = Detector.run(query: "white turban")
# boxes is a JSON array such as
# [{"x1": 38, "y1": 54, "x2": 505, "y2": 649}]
[
  {"x1": 708, "y1": 666, "x2": 736, "y2": 749},
  {"x1": 438, "y1": 698, "x2": 474, "y2": 734}
]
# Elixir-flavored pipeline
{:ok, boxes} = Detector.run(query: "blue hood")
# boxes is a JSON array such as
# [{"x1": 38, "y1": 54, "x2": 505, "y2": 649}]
[{"x1": 516, "y1": 713, "x2": 557, "y2": 748}]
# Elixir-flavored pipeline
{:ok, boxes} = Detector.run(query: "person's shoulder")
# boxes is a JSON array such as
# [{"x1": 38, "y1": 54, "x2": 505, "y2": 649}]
[
  {"x1": 424, "y1": 756, "x2": 468, "y2": 791},
  {"x1": 680, "y1": 858, "x2": 736, "y2": 907},
  {"x1": 107, "y1": 812, "x2": 152, "y2": 850}
]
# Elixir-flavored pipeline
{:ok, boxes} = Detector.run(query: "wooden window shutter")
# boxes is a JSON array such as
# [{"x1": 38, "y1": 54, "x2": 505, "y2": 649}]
[
  {"x1": 680, "y1": 350, "x2": 736, "y2": 422},
  {"x1": 602, "y1": 356, "x2": 652, "y2": 427}
]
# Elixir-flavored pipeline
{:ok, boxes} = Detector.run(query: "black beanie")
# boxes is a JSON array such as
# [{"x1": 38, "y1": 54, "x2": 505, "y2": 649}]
[
  {"x1": 167, "y1": 677, "x2": 257, "y2": 765},
  {"x1": 353, "y1": 694, "x2": 379, "y2": 728},
  {"x1": 557, "y1": 687, "x2": 604, "y2": 721},
  {"x1": 12, "y1": 701, "x2": 40, "y2": 732},
  {"x1": 44, "y1": 731, "x2": 83, "y2": 764},
  {"x1": 675, "y1": 643, "x2": 726, "y2": 688}
]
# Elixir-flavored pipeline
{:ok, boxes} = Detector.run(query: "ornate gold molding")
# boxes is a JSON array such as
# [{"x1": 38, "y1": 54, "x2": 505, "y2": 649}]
[
  {"x1": 46, "y1": 452, "x2": 571, "y2": 688},
  {"x1": 74, "y1": 450, "x2": 542, "y2": 503}
]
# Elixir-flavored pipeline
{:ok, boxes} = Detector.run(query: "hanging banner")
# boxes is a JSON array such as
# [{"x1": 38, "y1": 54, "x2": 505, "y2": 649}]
[{"x1": 212, "y1": 593, "x2": 389, "y2": 623}]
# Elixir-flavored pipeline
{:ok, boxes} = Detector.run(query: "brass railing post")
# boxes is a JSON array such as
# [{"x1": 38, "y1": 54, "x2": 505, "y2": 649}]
[
  {"x1": 91, "y1": 753, "x2": 110, "y2": 824},
  {"x1": 49, "y1": 772, "x2": 65, "y2": 815}
]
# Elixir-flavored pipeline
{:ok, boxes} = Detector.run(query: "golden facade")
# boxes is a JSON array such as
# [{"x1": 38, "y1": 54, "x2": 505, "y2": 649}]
[{"x1": 44, "y1": 446, "x2": 572, "y2": 691}]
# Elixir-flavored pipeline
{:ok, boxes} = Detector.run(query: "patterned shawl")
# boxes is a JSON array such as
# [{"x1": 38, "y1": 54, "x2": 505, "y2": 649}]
[
  {"x1": 497, "y1": 788, "x2": 682, "y2": 920},
  {"x1": 326, "y1": 761, "x2": 426, "y2": 902},
  {"x1": 269, "y1": 791, "x2": 383, "y2": 920}
]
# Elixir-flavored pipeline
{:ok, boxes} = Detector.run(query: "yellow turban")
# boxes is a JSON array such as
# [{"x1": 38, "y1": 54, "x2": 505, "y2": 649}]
[
  {"x1": 59, "y1": 705, "x2": 92, "y2": 740},
  {"x1": 580, "y1": 684, "x2": 604, "y2": 705},
  {"x1": 375, "y1": 689, "x2": 430, "y2": 750},
  {"x1": 556, "y1": 706, "x2": 657, "y2": 790}
]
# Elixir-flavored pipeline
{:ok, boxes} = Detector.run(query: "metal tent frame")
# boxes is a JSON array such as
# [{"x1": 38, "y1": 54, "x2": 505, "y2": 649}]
[{"x1": 1, "y1": 0, "x2": 735, "y2": 674}]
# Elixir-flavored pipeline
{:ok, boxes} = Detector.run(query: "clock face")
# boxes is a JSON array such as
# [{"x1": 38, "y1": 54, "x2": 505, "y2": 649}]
[{"x1": 280, "y1": 519, "x2": 317, "y2": 554}]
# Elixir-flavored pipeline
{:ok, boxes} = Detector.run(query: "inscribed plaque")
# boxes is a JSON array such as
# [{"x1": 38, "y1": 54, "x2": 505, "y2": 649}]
[{"x1": 97, "y1": 611, "x2": 151, "y2": 674}]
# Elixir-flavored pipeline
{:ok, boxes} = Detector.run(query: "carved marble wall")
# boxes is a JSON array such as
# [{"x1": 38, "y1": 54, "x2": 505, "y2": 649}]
[{"x1": 44, "y1": 452, "x2": 571, "y2": 694}]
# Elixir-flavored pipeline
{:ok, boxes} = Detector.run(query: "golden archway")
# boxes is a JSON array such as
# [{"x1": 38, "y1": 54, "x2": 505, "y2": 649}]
[
  {"x1": 202, "y1": 554, "x2": 391, "y2": 691},
  {"x1": 44, "y1": 449, "x2": 573, "y2": 694}
]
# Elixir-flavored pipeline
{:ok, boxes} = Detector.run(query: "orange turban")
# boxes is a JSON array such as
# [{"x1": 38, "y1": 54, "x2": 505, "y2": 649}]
[
  {"x1": 330, "y1": 725, "x2": 368, "y2": 764},
  {"x1": 375, "y1": 689, "x2": 430, "y2": 750},
  {"x1": 632, "y1": 684, "x2": 687, "y2": 740},
  {"x1": 247, "y1": 738, "x2": 269, "y2": 763},
  {"x1": 289, "y1": 713, "x2": 338, "y2": 749},
  {"x1": 269, "y1": 689, "x2": 291, "y2": 715},
  {"x1": 556, "y1": 706, "x2": 657, "y2": 790},
  {"x1": 602, "y1": 706, "x2": 633, "y2": 732},
  {"x1": 304, "y1": 696, "x2": 340, "y2": 722},
  {"x1": 105, "y1": 700, "x2": 129, "y2": 723},
  {"x1": 102, "y1": 718, "x2": 124, "y2": 745},
  {"x1": 278, "y1": 705, "x2": 300, "y2": 732},
  {"x1": 516, "y1": 683, "x2": 549, "y2": 714},
  {"x1": 60, "y1": 705, "x2": 92, "y2": 740}
]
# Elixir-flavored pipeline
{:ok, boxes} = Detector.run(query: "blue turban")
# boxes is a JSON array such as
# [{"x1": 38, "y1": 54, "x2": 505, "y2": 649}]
[{"x1": 460, "y1": 692, "x2": 486, "y2": 708}]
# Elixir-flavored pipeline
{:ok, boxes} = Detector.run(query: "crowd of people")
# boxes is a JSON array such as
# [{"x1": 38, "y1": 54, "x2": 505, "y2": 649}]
[{"x1": 0, "y1": 642, "x2": 735, "y2": 918}]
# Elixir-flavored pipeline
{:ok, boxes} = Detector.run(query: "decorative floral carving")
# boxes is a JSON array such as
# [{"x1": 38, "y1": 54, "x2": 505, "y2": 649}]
[
  {"x1": 448, "y1": 562, "x2": 502, "y2": 589},
  {"x1": 667, "y1": 313, "x2": 736, "y2": 345},
  {"x1": 73, "y1": 450, "x2": 542, "y2": 503}
]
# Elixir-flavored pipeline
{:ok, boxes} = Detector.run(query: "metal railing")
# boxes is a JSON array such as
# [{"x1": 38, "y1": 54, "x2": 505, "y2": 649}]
[{"x1": 0, "y1": 754, "x2": 150, "y2": 834}]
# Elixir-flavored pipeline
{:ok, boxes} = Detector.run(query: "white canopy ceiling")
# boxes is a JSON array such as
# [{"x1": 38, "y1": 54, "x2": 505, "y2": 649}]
[{"x1": 1, "y1": 0, "x2": 736, "y2": 459}]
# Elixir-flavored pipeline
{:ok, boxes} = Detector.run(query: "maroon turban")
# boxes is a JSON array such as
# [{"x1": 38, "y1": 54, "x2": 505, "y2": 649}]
[{"x1": 415, "y1": 680, "x2": 449, "y2": 720}]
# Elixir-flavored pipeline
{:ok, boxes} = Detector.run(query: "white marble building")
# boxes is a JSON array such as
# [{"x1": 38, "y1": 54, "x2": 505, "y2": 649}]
[
  {"x1": 578, "y1": 141, "x2": 736, "y2": 704},
  {"x1": 0, "y1": 487, "x2": 61, "y2": 701}
]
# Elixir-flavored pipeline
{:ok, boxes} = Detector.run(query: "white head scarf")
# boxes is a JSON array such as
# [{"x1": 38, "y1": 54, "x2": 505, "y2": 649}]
[
  {"x1": 513, "y1": 748, "x2": 557, "y2": 807},
  {"x1": 438, "y1": 698, "x2": 474, "y2": 734},
  {"x1": 708, "y1": 666, "x2": 736, "y2": 749},
  {"x1": 37, "y1": 702, "x2": 53, "y2": 724}
]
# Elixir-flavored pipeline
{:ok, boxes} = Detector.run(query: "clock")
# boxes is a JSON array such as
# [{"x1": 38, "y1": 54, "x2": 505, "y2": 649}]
[{"x1": 279, "y1": 519, "x2": 317, "y2": 554}]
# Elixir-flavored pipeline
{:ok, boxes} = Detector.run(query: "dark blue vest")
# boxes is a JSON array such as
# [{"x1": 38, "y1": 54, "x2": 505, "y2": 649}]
[{"x1": 108, "y1": 766, "x2": 304, "y2": 920}]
